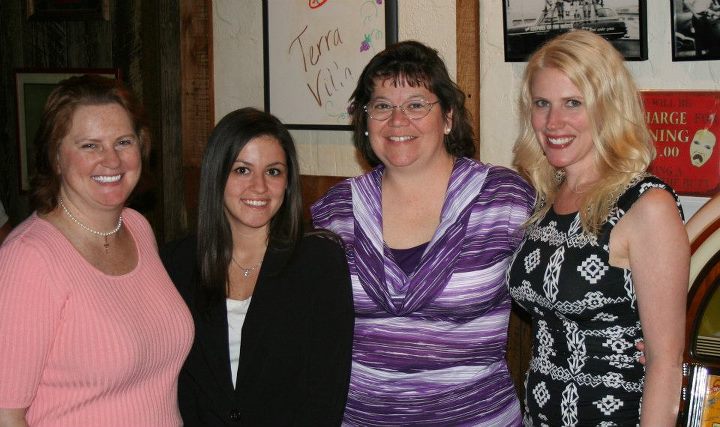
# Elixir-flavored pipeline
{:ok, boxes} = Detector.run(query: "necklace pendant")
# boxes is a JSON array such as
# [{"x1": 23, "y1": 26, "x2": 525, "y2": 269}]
[
  {"x1": 103, "y1": 236, "x2": 110, "y2": 254},
  {"x1": 243, "y1": 269, "x2": 251, "y2": 278}
]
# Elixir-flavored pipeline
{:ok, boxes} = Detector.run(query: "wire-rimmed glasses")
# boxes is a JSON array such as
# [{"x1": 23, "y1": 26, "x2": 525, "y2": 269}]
[{"x1": 363, "y1": 99, "x2": 440, "y2": 121}]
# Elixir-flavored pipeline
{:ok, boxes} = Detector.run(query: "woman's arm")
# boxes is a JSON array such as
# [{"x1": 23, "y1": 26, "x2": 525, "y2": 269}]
[
  {"x1": 0, "y1": 408, "x2": 28, "y2": 427},
  {"x1": 623, "y1": 189, "x2": 689, "y2": 426},
  {"x1": 300, "y1": 238, "x2": 355, "y2": 425}
]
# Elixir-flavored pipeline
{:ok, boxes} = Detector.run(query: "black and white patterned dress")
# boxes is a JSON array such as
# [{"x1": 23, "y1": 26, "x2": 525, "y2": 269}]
[{"x1": 507, "y1": 175, "x2": 682, "y2": 426}]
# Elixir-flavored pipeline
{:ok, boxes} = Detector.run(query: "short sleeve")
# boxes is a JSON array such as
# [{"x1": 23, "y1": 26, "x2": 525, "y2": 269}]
[{"x1": 0, "y1": 238, "x2": 65, "y2": 407}]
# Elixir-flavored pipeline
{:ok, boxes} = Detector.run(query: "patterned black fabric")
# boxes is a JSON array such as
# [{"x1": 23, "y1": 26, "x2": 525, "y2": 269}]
[{"x1": 507, "y1": 175, "x2": 682, "y2": 426}]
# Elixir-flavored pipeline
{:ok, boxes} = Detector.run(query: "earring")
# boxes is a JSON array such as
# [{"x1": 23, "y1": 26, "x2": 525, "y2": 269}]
[
  {"x1": 444, "y1": 128, "x2": 450, "y2": 135},
  {"x1": 364, "y1": 131, "x2": 369, "y2": 136}
]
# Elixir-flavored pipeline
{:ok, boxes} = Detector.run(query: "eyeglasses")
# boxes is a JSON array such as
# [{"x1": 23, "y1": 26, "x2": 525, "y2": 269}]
[{"x1": 364, "y1": 99, "x2": 440, "y2": 121}]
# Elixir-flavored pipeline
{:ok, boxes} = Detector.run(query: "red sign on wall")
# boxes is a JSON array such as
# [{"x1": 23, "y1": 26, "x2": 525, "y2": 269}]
[{"x1": 641, "y1": 91, "x2": 720, "y2": 197}]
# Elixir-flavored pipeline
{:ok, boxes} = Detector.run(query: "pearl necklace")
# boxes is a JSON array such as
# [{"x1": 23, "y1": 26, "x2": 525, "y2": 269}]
[
  {"x1": 58, "y1": 197, "x2": 123, "y2": 253},
  {"x1": 231, "y1": 256, "x2": 261, "y2": 278}
]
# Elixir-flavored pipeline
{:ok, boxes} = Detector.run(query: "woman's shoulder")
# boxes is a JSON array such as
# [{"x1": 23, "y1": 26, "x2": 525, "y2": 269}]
[
  {"x1": 2, "y1": 213, "x2": 58, "y2": 252},
  {"x1": 619, "y1": 173, "x2": 682, "y2": 215},
  {"x1": 298, "y1": 231, "x2": 345, "y2": 256}
]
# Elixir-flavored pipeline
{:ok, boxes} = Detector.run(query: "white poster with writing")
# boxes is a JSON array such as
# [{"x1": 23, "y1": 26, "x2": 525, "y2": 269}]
[{"x1": 264, "y1": 0, "x2": 393, "y2": 128}]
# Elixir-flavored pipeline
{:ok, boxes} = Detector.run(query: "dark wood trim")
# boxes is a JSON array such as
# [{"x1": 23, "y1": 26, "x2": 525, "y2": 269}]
[
  {"x1": 456, "y1": 0, "x2": 480, "y2": 159},
  {"x1": 179, "y1": 0, "x2": 213, "y2": 236}
]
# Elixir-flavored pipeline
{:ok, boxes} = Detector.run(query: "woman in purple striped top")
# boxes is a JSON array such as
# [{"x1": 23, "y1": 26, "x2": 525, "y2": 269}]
[{"x1": 312, "y1": 41, "x2": 534, "y2": 426}]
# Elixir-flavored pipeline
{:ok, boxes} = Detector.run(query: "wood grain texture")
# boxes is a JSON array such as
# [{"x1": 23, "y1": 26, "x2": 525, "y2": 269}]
[
  {"x1": 456, "y1": 0, "x2": 480, "y2": 159},
  {"x1": 179, "y1": 0, "x2": 213, "y2": 236}
]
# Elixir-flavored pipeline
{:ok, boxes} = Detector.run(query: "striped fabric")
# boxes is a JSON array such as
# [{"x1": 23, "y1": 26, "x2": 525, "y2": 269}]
[
  {"x1": 312, "y1": 157, "x2": 534, "y2": 426},
  {"x1": 0, "y1": 209, "x2": 194, "y2": 427}
]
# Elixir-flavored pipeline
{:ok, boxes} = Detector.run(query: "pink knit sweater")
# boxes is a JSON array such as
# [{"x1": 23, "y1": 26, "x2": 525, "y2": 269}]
[{"x1": 0, "y1": 209, "x2": 194, "y2": 427}]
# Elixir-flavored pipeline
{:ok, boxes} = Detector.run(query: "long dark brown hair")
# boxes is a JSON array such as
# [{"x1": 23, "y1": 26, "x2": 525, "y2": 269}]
[{"x1": 196, "y1": 107, "x2": 303, "y2": 309}]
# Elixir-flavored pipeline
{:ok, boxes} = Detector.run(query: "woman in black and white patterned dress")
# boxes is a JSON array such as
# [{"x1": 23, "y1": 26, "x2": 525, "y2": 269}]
[{"x1": 508, "y1": 30, "x2": 689, "y2": 426}]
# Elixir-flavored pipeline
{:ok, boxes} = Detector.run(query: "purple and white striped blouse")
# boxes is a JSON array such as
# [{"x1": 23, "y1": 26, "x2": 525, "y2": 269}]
[{"x1": 311, "y1": 157, "x2": 534, "y2": 426}]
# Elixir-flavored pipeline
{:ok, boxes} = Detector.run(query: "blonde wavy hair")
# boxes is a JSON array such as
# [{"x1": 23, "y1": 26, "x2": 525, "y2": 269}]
[{"x1": 513, "y1": 30, "x2": 655, "y2": 236}]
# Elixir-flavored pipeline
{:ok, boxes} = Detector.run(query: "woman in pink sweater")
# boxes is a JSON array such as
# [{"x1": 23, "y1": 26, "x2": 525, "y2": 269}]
[{"x1": 0, "y1": 75, "x2": 194, "y2": 427}]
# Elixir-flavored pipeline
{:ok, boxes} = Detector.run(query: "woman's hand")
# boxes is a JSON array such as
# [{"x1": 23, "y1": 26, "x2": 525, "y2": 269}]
[
  {"x1": 636, "y1": 340, "x2": 646, "y2": 365},
  {"x1": 0, "y1": 408, "x2": 28, "y2": 427}
]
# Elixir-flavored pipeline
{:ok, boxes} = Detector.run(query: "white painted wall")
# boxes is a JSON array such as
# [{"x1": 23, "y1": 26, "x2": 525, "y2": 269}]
[{"x1": 213, "y1": 1, "x2": 719, "y2": 192}]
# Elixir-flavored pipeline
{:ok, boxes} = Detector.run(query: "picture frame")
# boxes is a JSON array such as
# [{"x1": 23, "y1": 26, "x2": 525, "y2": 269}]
[
  {"x1": 263, "y1": 0, "x2": 398, "y2": 130},
  {"x1": 27, "y1": 0, "x2": 110, "y2": 21},
  {"x1": 502, "y1": 0, "x2": 647, "y2": 62},
  {"x1": 14, "y1": 68, "x2": 120, "y2": 192},
  {"x1": 671, "y1": 0, "x2": 720, "y2": 61},
  {"x1": 640, "y1": 90, "x2": 720, "y2": 197},
  {"x1": 684, "y1": 364, "x2": 720, "y2": 427}
]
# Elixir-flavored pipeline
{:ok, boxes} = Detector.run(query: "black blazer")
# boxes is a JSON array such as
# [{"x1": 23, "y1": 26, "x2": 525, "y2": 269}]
[{"x1": 161, "y1": 234, "x2": 354, "y2": 426}]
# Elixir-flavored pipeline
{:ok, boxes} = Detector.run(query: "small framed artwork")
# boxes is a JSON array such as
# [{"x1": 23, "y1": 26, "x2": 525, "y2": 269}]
[
  {"x1": 14, "y1": 69, "x2": 120, "y2": 192},
  {"x1": 502, "y1": 0, "x2": 647, "y2": 62},
  {"x1": 641, "y1": 90, "x2": 720, "y2": 197},
  {"x1": 263, "y1": 0, "x2": 398, "y2": 130},
  {"x1": 684, "y1": 364, "x2": 720, "y2": 427},
  {"x1": 27, "y1": 0, "x2": 110, "y2": 21},
  {"x1": 671, "y1": 0, "x2": 720, "y2": 61}
]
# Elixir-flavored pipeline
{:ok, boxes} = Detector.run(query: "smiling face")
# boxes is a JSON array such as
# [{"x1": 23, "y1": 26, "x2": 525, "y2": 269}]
[
  {"x1": 366, "y1": 77, "x2": 453, "y2": 172},
  {"x1": 56, "y1": 103, "x2": 141, "y2": 213},
  {"x1": 223, "y1": 135, "x2": 288, "y2": 238},
  {"x1": 530, "y1": 67, "x2": 597, "y2": 175}
]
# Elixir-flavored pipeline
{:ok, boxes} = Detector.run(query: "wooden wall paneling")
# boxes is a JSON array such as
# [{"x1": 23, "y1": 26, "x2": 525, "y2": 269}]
[
  {"x1": 0, "y1": 1, "x2": 25, "y2": 222},
  {"x1": 180, "y1": 0, "x2": 213, "y2": 234},
  {"x1": 300, "y1": 175, "x2": 346, "y2": 225},
  {"x1": 65, "y1": 20, "x2": 113, "y2": 67},
  {"x1": 456, "y1": 0, "x2": 480, "y2": 158},
  {"x1": 157, "y1": 0, "x2": 186, "y2": 243}
]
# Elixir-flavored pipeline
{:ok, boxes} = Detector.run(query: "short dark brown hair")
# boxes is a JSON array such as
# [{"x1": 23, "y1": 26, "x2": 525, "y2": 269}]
[
  {"x1": 349, "y1": 40, "x2": 476, "y2": 166},
  {"x1": 31, "y1": 74, "x2": 150, "y2": 213}
]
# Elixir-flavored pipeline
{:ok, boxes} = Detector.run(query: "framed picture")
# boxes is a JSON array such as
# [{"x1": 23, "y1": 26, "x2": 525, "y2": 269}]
[
  {"x1": 640, "y1": 90, "x2": 720, "y2": 197},
  {"x1": 27, "y1": 0, "x2": 110, "y2": 21},
  {"x1": 14, "y1": 69, "x2": 120, "y2": 192},
  {"x1": 502, "y1": 0, "x2": 647, "y2": 62},
  {"x1": 684, "y1": 364, "x2": 720, "y2": 427},
  {"x1": 263, "y1": 0, "x2": 398, "y2": 130},
  {"x1": 672, "y1": 0, "x2": 720, "y2": 61}
]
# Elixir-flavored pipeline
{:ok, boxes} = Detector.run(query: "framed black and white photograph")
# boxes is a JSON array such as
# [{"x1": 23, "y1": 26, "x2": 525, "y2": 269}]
[
  {"x1": 502, "y1": 0, "x2": 647, "y2": 62},
  {"x1": 14, "y1": 69, "x2": 120, "y2": 192},
  {"x1": 263, "y1": 0, "x2": 398, "y2": 130},
  {"x1": 672, "y1": 0, "x2": 720, "y2": 61}
]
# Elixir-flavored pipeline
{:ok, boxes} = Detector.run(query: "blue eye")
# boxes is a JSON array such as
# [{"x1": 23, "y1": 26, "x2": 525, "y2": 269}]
[
  {"x1": 567, "y1": 99, "x2": 582, "y2": 108},
  {"x1": 533, "y1": 99, "x2": 549, "y2": 108}
]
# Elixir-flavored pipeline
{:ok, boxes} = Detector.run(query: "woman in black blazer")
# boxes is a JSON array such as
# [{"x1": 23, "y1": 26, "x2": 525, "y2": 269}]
[{"x1": 161, "y1": 108, "x2": 354, "y2": 426}]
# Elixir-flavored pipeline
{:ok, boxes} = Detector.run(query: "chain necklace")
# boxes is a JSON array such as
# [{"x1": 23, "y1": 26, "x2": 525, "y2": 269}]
[
  {"x1": 58, "y1": 197, "x2": 123, "y2": 254},
  {"x1": 231, "y1": 256, "x2": 261, "y2": 278}
]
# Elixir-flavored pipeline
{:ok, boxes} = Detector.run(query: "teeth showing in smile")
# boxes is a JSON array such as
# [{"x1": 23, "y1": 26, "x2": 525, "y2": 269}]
[
  {"x1": 92, "y1": 175, "x2": 121, "y2": 183},
  {"x1": 547, "y1": 136, "x2": 574, "y2": 146},
  {"x1": 388, "y1": 136, "x2": 414, "y2": 142},
  {"x1": 244, "y1": 200, "x2": 268, "y2": 207}
]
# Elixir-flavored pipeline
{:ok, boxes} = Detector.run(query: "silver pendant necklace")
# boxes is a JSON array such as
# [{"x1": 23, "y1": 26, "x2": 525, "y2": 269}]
[
  {"x1": 231, "y1": 256, "x2": 261, "y2": 278},
  {"x1": 58, "y1": 197, "x2": 123, "y2": 254}
]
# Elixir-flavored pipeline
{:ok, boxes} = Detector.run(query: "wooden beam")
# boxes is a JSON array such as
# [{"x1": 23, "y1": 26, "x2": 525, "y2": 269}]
[{"x1": 455, "y1": 0, "x2": 480, "y2": 159}]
